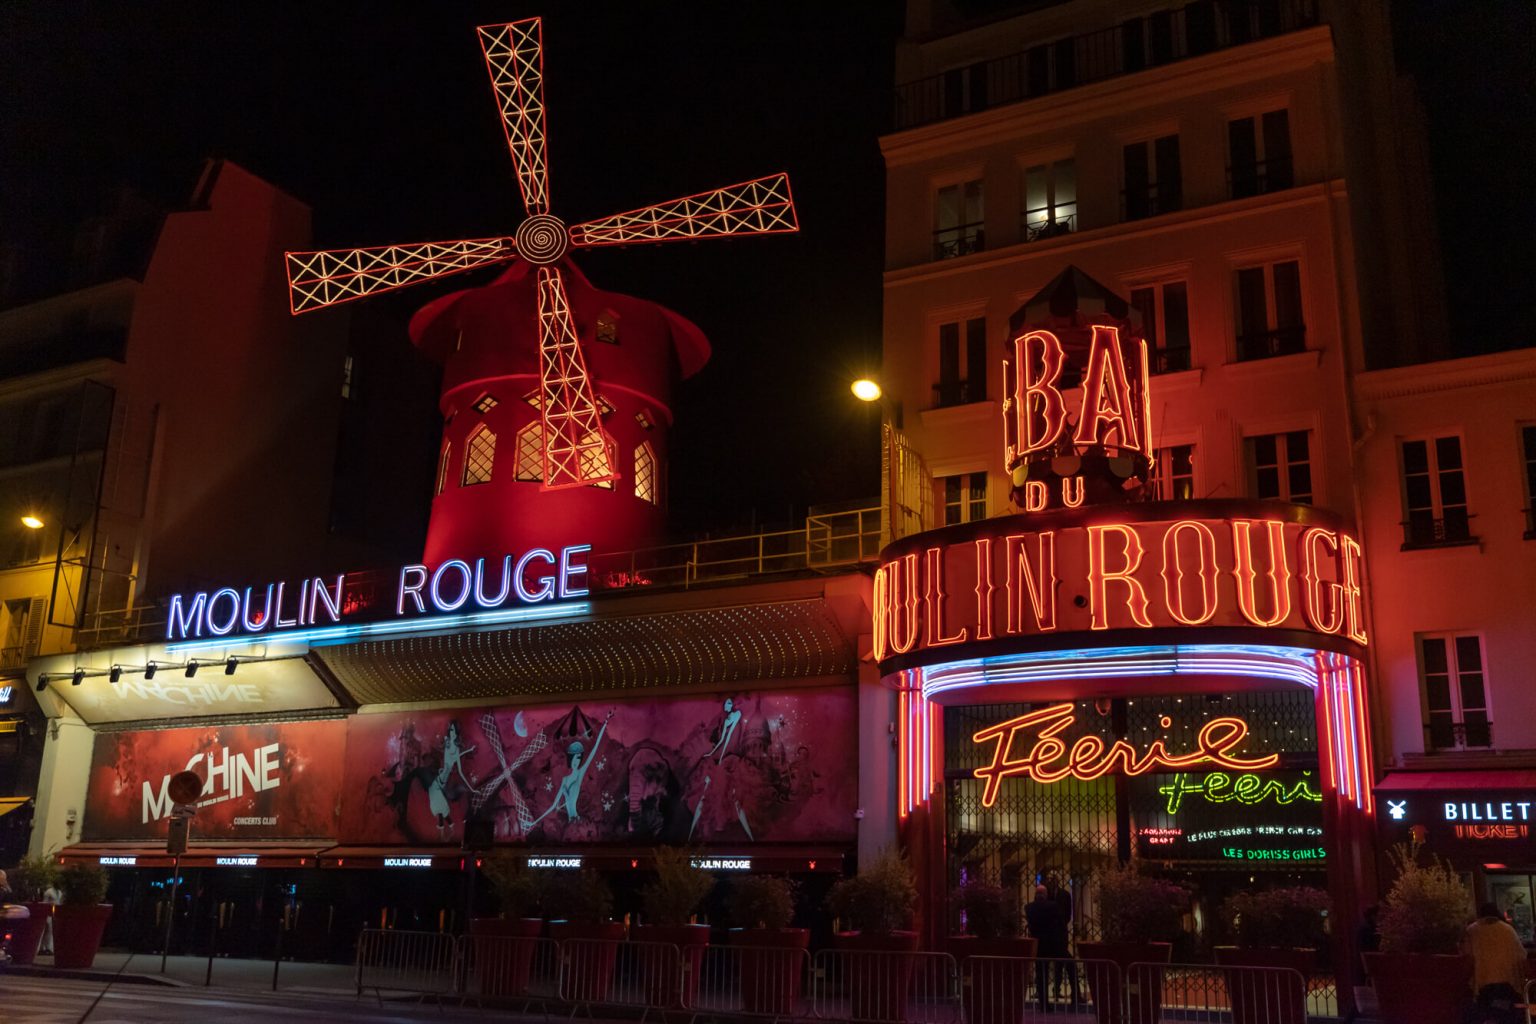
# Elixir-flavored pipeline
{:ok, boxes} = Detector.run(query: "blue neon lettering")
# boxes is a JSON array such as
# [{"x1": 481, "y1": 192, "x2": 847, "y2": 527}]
[
  {"x1": 560, "y1": 544, "x2": 591, "y2": 598},
  {"x1": 431, "y1": 560, "x2": 474, "y2": 612},
  {"x1": 310, "y1": 575, "x2": 344, "y2": 623},
  {"x1": 474, "y1": 556, "x2": 512, "y2": 608},
  {"x1": 398, "y1": 565, "x2": 428, "y2": 614},
  {"x1": 242, "y1": 585, "x2": 273, "y2": 632},
  {"x1": 167, "y1": 592, "x2": 208, "y2": 640},
  {"x1": 205, "y1": 588, "x2": 242, "y2": 636},
  {"x1": 514, "y1": 549, "x2": 556, "y2": 603}
]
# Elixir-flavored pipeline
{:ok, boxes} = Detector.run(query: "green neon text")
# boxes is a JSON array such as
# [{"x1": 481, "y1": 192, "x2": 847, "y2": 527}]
[{"x1": 1158, "y1": 771, "x2": 1322, "y2": 814}]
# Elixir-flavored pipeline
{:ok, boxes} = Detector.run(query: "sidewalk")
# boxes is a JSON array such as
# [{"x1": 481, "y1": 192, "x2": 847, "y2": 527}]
[{"x1": 12, "y1": 951, "x2": 359, "y2": 995}]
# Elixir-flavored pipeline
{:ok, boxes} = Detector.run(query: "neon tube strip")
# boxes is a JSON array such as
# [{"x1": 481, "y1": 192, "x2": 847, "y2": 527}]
[{"x1": 166, "y1": 601, "x2": 592, "y2": 654}]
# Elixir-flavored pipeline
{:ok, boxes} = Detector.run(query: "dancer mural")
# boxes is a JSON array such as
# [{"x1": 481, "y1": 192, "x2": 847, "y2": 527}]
[{"x1": 339, "y1": 687, "x2": 857, "y2": 845}]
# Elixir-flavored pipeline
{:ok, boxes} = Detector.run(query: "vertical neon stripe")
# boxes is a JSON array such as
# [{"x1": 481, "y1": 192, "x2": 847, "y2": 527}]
[{"x1": 1351, "y1": 659, "x2": 1375, "y2": 814}]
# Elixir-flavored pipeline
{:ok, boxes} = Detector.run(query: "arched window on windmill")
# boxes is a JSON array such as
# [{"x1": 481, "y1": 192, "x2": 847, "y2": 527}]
[
  {"x1": 435, "y1": 441, "x2": 452, "y2": 495},
  {"x1": 634, "y1": 441, "x2": 658, "y2": 505},
  {"x1": 514, "y1": 422, "x2": 544, "y2": 482},
  {"x1": 581, "y1": 430, "x2": 615, "y2": 489},
  {"x1": 596, "y1": 310, "x2": 620, "y2": 344},
  {"x1": 462, "y1": 425, "x2": 496, "y2": 486}
]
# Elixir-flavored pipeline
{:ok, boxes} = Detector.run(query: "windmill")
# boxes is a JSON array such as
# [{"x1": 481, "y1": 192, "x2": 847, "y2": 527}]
[
  {"x1": 472, "y1": 712, "x2": 547, "y2": 837},
  {"x1": 284, "y1": 17, "x2": 798, "y2": 523}
]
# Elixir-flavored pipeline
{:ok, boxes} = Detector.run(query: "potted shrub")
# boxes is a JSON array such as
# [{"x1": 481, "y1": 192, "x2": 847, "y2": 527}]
[
  {"x1": 1216, "y1": 886, "x2": 1329, "y2": 1024},
  {"x1": 1077, "y1": 865, "x2": 1187, "y2": 1024},
  {"x1": 950, "y1": 880, "x2": 1035, "y2": 1024},
  {"x1": 471, "y1": 855, "x2": 544, "y2": 998},
  {"x1": 546, "y1": 868, "x2": 622, "y2": 1003},
  {"x1": 52, "y1": 860, "x2": 111, "y2": 969},
  {"x1": 632, "y1": 848, "x2": 716, "y2": 1006},
  {"x1": 5, "y1": 854, "x2": 58, "y2": 965},
  {"x1": 727, "y1": 874, "x2": 807, "y2": 1014},
  {"x1": 1362, "y1": 841, "x2": 1473, "y2": 1024},
  {"x1": 826, "y1": 849, "x2": 920, "y2": 1022}
]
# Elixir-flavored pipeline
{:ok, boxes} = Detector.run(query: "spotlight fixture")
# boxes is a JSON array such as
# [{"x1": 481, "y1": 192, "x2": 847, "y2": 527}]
[
  {"x1": 185, "y1": 660, "x2": 199, "y2": 678},
  {"x1": 71, "y1": 669, "x2": 84, "y2": 686},
  {"x1": 35, "y1": 674, "x2": 49, "y2": 692},
  {"x1": 109, "y1": 665, "x2": 122, "y2": 683},
  {"x1": 224, "y1": 657, "x2": 238, "y2": 676},
  {"x1": 145, "y1": 661, "x2": 157, "y2": 680},
  {"x1": 20, "y1": 514, "x2": 44, "y2": 530}
]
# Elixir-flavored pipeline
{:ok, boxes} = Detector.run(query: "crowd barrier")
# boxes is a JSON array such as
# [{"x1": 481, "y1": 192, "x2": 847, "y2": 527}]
[{"x1": 355, "y1": 930, "x2": 1350, "y2": 1022}]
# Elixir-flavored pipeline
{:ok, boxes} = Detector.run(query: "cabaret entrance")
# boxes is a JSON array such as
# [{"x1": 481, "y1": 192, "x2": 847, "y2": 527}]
[{"x1": 874, "y1": 499, "x2": 1376, "y2": 955}]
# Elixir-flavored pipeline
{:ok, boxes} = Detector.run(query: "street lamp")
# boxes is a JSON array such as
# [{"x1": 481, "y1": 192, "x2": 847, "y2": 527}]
[
  {"x1": 851, "y1": 378, "x2": 883, "y2": 403},
  {"x1": 20, "y1": 515, "x2": 43, "y2": 530}
]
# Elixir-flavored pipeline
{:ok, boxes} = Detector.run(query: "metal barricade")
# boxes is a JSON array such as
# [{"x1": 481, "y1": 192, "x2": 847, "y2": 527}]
[
  {"x1": 812, "y1": 948, "x2": 961, "y2": 1024},
  {"x1": 460, "y1": 933, "x2": 560, "y2": 1009},
  {"x1": 354, "y1": 927, "x2": 459, "y2": 1003},
  {"x1": 1127, "y1": 960, "x2": 1309, "y2": 1024},
  {"x1": 559, "y1": 938, "x2": 683, "y2": 1013},
  {"x1": 687, "y1": 941, "x2": 814, "y2": 1018},
  {"x1": 961, "y1": 954, "x2": 1114, "y2": 1023}
]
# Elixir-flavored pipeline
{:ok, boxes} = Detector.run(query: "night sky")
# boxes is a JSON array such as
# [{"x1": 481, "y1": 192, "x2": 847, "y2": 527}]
[{"x1": 1, "y1": 2, "x2": 1528, "y2": 536}]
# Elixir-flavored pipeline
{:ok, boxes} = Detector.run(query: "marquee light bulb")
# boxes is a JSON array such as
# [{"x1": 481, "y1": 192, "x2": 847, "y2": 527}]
[{"x1": 851, "y1": 379, "x2": 883, "y2": 403}]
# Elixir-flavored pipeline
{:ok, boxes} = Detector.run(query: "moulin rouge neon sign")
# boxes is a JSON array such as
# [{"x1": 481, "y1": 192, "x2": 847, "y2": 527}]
[
  {"x1": 971, "y1": 702, "x2": 1279, "y2": 807},
  {"x1": 166, "y1": 544, "x2": 591, "y2": 642}
]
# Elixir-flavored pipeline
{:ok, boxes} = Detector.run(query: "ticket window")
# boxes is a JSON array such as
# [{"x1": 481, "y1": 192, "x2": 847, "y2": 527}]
[{"x1": 1488, "y1": 874, "x2": 1536, "y2": 944}]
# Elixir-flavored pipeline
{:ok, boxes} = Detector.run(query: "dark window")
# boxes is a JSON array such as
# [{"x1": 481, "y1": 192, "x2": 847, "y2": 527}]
[
  {"x1": 1247, "y1": 430, "x2": 1312, "y2": 504},
  {"x1": 1131, "y1": 282, "x2": 1191, "y2": 374},
  {"x1": 935, "y1": 180, "x2": 984, "y2": 260},
  {"x1": 1401, "y1": 436, "x2": 1471, "y2": 546},
  {"x1": 935, "y1": 317, "x2": 988, "y2": 407},
  {"x1": 1522, "y1": 425, "x2": 1536, "y2": 536},
  {"x1": 1420, "y1": 634, "x2": 1491, "y2": 750},
  {"x1": 943, "y1": 472, "x2": 988, "y2": 525},
  {"x1": 1153, "y1": 444, "x2": 1195, "y2": 501},
  {"x1": 1023, "y1": 160, "x2": 1077, "y2": 241},
  {"x1": 1235, "y1": 260, "x2": 1306, "y2": 360},
  {"x1": 1118, "y1": 141, "x2": 1180, "y2": 221},
  {"x1": 965, "y1": 317, "x2": 988, "y2": 402},
  {"x1": 938, "y1": 322, "x2": 961, "y2": 405},
  {"x1": 1229, "y1": 110, "x2": 1294, "y2": 198}
]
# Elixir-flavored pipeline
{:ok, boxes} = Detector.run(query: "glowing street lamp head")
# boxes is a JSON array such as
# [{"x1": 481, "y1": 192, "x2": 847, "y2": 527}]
[
  {"x1": 851, "y1": 379, "x2": 883, "y2": 403},
  {"x1": 20, "y1": 515, "x2": 43, "y2": 530}
]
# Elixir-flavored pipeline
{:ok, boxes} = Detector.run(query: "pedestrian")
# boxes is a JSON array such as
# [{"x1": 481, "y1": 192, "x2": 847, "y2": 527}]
[
  {"x1": 1046, "y1": 874, "x2": 1078, "y2": 1002},
  {"x1": 38, "y1": 880, "x2": 61, "y2": 956},
  {"x1": 1024, "y1": 883, "x2": 1078, "y2": 1009},
  {"x1": 1466, "y1": 902, "x2": 1525, "y2": 1023}
]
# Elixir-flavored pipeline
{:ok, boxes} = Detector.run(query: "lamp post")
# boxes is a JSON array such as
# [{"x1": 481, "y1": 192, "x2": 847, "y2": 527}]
[{"x1": 851, "y1": 377, "x2": 928, "y2": 545}]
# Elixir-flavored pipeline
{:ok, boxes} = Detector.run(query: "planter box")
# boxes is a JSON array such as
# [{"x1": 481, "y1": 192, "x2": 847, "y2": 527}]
[
  {"x1": 53, "y1": 904, "x2": 112, "y2": 970},
  {"x1": 1363, "y1": 951, "x2": 1472, "y2": 1024},
  {"x1": 1077, "y1": 940, "x2": 1172, "y2": 1024},
  {"x1": 835, "y1": 930, "x2": 920, "y2": 1023},
  {"x1": 732, "y1": 927, "x2": 810, "y2": 1015},
  {"x1": 550, "y1": 920, "x2": 626, "y2": 1003},
  {"x1": 631, "y1": 923, "x2": 710, "y2": 1007},
  {"x1": 469, "y1": 917, "x2": 543, "y2": 998},
  {"x1": 951, "y1": 935, "x2": 1037, "y2": 1024},
  {"x1": 1215, "y1": 946, "x2": 1314, "y2": 1024}
]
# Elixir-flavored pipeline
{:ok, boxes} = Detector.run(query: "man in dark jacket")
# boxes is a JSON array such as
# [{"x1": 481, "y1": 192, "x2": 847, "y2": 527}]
[{"x1": 1025, "y1": 884, "x2": 1078, "y2": 1009}]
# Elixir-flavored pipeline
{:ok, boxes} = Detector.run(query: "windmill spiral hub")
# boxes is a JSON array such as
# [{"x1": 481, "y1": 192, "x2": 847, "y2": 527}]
[{"x1": 516, "y1": 213, "x2": 570, "y2": 265}]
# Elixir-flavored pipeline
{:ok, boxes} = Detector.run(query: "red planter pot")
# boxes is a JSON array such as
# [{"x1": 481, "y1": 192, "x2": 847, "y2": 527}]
[
  {"x1": 835, "y1": 930, "x2": 920, "y2": 1023},
  {"x1": 1363, "y1": 951, "x2": 1473, "y2": 1024},
  {"x1": 950, "y1": 935, "x2": 1037, "y2": 1024},
  {"x1": 732, "y1": 927, "x2": 811, "y2": 1015},
  {"x1": 52, "y1": 904, "x2": 112, "y2": 969},
  {"x1": 470, "y1": 917, "x2": 543, "y2": 998},
  {"x1": 631, "y1": 923, "x2": 710, "y2": 1007},
  {"x1": 4, "y1": 903, "x2": 50, "y2": 965},
  {"x1": 550, "y1": 920, "x2": 626, "y2": 1003},
  {"x1": 1215, "y1": 946, "x2": 1314, "y2": 1024},
  {"x1": 1077, "y1": 941, "x2": 1172, "y2": 1024}
]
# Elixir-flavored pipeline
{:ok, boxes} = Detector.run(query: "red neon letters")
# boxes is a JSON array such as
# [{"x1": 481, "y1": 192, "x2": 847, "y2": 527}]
[{"x1": 971, "y1": 702, "x2": 1280, "y2": 807}]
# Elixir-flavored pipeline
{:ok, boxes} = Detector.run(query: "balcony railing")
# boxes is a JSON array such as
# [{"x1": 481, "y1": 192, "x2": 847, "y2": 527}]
[
  {"x1": 1236, "y1": 326, "x2": 1306, "y2": 361},
  {"x1": 933, "y1": 378, "x2": 986, "y2": 408},
  {"x1": 893, "y1": 0, "x2": 1319, "y2": 130},
  {"x1": 1228, "y1": 156, "x2": 1295, "y2": 199},
  {"x1": 1425, "y1": 719, "x2": 1492, "y2": 752},
  {"x1": 1122, "y1": 185, "x2": 1183, "y2": 221},
  {"x1": 1151, "y1": 347, "x2": 1192, "y2": 374},
  {"x1": 1402, "y1": 512, "x2": 1475, "y2": 549},
  {"x1": 1021, "y1": 213, "x2": 1076, "y2": 243},
  {"x1": 933, "y1": 223, "x2": 984, "y2": 260}
]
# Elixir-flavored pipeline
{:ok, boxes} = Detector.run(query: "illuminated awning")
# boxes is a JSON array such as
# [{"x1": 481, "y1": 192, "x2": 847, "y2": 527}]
[
  {"x1": 318, "y1": 845, "x2": 850, "y2": 873},
  {"x1": 58, "y1": 843, "x2": 328, "y2": 869},
  {"x1": 1375, "y1": 771, "x2": 1536, "y2": 792},
  {"x1": 0, "y1": 796, "x2": 30, "y2": 819}
]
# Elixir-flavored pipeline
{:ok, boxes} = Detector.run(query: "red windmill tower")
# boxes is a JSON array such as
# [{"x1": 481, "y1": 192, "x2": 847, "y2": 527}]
[{"x1": 285, "y1": 18, "x2": 797, "y2": 564}]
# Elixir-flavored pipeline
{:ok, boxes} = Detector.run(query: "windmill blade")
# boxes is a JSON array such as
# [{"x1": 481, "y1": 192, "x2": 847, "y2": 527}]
[
  {"x1": 477, "y1": 19, "x2": 551, "y2": 215},
  {"x1": 569, "y1": 172, "x2": 798, "y2": 248},
  {"x1": 479, "y1": 713, "x2": 509, "y2": 769},
  {"x1": 536, "y1": 266, "x2": 618, "y2": 490},
  {"x1": 285, "y1": 237, "x2": 516, "y2": 313}
]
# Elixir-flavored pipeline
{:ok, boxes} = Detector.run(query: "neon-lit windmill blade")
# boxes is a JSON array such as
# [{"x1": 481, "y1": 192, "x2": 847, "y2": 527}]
[{"x1": 282, "y1": 16, "x2": 798, "y2": 489}]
